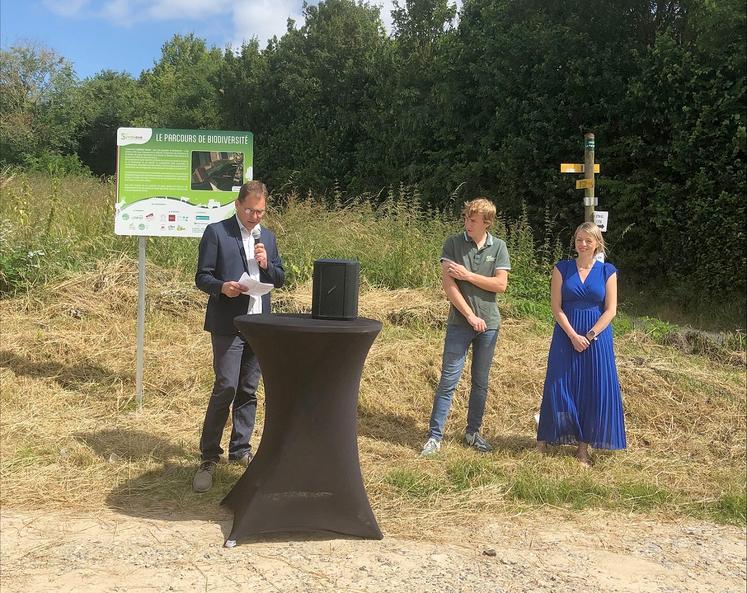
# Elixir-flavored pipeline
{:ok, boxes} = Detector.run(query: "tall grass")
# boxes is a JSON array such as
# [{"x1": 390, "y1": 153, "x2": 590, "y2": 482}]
[
  {"x1": 2, "y1": 172, "x2": 743, "y2": 359},
  {"x1": 0, "y1": 172, "x2": 198, "y2": 292},
  {"x1": 0, "y1": 172, "x2": 552, "y2": 300}
]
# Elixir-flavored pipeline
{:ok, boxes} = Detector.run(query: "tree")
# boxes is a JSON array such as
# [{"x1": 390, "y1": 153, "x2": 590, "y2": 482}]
[
  {"x1": 255, "y1": 0, "x2": 388, "y2": 192},
  {"x1": 356, "y1": 0, "x2": 459, "y2": 198},
  {"x1": 614, "y1": 0, "x2": 746, "y2": 293},
  {"x1": 76, "y1": 70, "x2": 144, "y2": 175},
  {"x1": 135, "y1": 34, "x2": 223, "y2": 129},
  {"x1": 218, "y1": 39, "x2": 267, "y2": 134},
  {"x1": 0, "y1": 43, "x2": 84, "y2": 168}
]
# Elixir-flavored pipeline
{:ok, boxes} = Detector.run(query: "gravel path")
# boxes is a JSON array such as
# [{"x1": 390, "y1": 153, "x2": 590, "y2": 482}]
[{"x1": 1, "y1": 509, "x2": 744, "y2": 592}]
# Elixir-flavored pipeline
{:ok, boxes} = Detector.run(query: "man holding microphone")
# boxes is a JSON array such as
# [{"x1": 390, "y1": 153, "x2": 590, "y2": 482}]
[{"x1": 193, "y1": 181, "x2": 285, "y2": 492}]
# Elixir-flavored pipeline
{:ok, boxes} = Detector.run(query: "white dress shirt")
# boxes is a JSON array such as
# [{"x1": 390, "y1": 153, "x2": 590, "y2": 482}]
[{"x1": 237, "y1": 215, "x2": 262, "y2": 315}]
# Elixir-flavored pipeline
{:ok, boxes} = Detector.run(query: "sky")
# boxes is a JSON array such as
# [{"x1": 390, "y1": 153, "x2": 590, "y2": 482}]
[{"x1": 1, "y1": 0, "x2": 461, "y2": 80}]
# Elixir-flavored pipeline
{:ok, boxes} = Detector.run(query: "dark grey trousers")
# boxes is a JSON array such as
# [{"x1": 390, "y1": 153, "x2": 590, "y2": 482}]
[{"x1": 199, "y1": 333, "x2": 261, "y2": 462}]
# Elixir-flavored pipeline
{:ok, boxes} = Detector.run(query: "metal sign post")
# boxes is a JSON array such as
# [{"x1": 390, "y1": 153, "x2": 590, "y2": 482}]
[{"x1": 136, "y1": 236, "x2": 146, "y2": 409}]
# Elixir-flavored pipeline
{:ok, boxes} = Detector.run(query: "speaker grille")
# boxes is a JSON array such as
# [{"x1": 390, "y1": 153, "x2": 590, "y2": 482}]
[{"x1": 312, "y1": 259, "x2": 359, "y2": 320}]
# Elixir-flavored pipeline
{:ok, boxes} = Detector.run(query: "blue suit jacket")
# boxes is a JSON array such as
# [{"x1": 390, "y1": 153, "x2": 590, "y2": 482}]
[{"x1": 195, "y1": 217, "x2": 285, "y2": 335}]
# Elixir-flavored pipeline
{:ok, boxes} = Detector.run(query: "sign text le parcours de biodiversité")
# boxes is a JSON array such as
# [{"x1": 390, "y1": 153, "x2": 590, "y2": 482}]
[{"x1": 115, "y1": 128, "x2": 253, "y2": 237}]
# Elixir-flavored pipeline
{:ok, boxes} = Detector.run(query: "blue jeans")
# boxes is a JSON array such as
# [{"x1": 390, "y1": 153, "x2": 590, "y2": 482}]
[
  {"x1": 428, "y1": 324, "x2": 499, "y2": 441},
  {"x1": 199, "y1": 333, "x2": 261, "y2": 462}
]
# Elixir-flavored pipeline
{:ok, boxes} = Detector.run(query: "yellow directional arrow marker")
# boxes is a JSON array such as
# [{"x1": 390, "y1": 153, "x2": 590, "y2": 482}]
[
  {"x1": 561, "y1": 163, "x2": 600, "y2": 173},
  {"x1": 576, "y1": 178, "x2": 594, "y2": 189}
]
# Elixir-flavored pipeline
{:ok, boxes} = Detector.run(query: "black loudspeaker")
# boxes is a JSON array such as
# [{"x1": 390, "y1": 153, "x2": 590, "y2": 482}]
[{"x1": 312, "y1": 259, "x2": 359, "y2": 320}]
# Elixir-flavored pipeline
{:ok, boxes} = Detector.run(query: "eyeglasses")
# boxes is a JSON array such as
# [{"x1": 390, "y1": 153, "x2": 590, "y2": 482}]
[{"x1": 242, "y1": 207, "x2": 266, "y2": 217}]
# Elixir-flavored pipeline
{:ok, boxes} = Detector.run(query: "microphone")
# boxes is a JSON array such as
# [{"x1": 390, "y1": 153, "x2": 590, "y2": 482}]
[{"x1": 251, "y1": 226, "x2": 263, "y2": 264}]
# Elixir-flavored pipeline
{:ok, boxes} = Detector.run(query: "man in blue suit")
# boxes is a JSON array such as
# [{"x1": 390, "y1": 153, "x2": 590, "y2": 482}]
[{"x1": 193, "y1": 180, "x2": 285, "y2": 492}]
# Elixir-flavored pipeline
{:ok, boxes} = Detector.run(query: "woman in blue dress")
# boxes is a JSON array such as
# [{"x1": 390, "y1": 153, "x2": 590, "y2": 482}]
[{"x1": 536, "y1": 222, "x2": 626, "y2": 466}]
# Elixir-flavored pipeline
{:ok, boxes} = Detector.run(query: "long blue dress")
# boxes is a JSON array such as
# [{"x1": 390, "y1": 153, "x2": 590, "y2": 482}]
[{"x1": 537, "y1": 259, "x2": 626, "y2": 449}]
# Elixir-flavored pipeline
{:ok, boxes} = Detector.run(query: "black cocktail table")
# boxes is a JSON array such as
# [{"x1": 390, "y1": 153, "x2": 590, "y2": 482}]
[{"x1": 222, "y1": 313, "x2": 383, "y2": 542}]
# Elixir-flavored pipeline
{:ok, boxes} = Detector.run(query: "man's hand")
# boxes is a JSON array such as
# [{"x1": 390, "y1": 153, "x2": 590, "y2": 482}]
[
  {"x1": 467, "y1": 314, "x2": 487, "y2": 333},
  {"x1": 446, "y1": 262, "x2": 471, "y2": 282},
  {"x1": 255, "y1": 243, "x2": 268, "y2": 269},
  {"x1": 221, "y1": 281, "x2": 244, "y2": 298}
]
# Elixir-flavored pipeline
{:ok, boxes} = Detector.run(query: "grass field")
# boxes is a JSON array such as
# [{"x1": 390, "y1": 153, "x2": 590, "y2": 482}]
[{"x1": 0, "y1": 173, "x2": 744, "y2": 536}]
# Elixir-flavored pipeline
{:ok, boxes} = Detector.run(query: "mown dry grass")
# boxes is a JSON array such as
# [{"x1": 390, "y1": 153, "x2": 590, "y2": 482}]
[{"x1": 0, "y1": 257, "x2": 744, "y2": 536}]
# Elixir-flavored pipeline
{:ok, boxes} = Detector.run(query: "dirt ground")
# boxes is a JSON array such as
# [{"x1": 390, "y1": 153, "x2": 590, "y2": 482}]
[{"x1": 1, "y1": 508, "x2": 744, "y2": 593}]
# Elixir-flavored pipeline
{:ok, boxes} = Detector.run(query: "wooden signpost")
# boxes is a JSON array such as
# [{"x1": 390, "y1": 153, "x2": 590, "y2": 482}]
[{"x1": 561, "y1": 132, "x2": 601, "y2": 225}]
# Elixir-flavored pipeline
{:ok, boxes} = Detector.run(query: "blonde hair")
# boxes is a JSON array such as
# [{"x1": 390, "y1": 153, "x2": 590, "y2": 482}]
[
  {"x1": 572, "y1": 221, "x2": 606, "y2": 255},
  {"x1": 462, "y1": 198, "x2": 496, "y2": 225}
]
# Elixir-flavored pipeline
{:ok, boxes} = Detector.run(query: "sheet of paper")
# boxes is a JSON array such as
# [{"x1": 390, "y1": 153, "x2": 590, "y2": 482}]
[{"x1": 238, "y1": 272, "x2": 274, "y2": 297}]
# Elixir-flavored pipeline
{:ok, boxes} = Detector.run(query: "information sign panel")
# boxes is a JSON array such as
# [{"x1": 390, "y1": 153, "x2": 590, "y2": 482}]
[{"x1": 115, "y1": 128, "x2": 253, "y2": 237}]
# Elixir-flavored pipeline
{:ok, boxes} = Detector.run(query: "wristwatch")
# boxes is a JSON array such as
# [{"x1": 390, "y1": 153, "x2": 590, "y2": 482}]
[{"x1": 586, "y1": 329, "x2": 597, "y2": 341}]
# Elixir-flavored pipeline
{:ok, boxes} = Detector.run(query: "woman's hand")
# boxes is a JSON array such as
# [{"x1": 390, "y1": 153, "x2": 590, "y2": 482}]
[{"x1": 570, "y1": 332, "x2": 590, "y2": 352}]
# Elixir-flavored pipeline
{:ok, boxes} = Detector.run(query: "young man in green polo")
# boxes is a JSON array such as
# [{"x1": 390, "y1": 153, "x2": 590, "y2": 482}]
[{"x1": 421, "y1": 198, "x2": 511, "y2": 456}]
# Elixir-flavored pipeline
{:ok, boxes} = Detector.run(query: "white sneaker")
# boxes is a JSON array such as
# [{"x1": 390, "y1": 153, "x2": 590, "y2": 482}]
[{"x1": 420, "y1": 437, "x2": 441, "y2": 457}]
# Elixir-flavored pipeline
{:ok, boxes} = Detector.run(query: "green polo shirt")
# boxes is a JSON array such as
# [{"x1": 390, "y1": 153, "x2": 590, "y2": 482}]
[{"x1": 441, "y1": 231, "x2": 511, "y2": 330}]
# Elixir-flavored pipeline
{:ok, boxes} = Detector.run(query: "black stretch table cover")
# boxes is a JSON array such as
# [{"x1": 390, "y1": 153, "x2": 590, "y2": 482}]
[{"x1": 222, "y1": 313, "x2": 383, "y2": 541}]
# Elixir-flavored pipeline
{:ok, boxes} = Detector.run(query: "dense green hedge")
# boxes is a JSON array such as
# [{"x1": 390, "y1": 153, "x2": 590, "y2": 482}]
[{"x1": 1, "y1": 0, "x2": 744, "y2": 299}]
